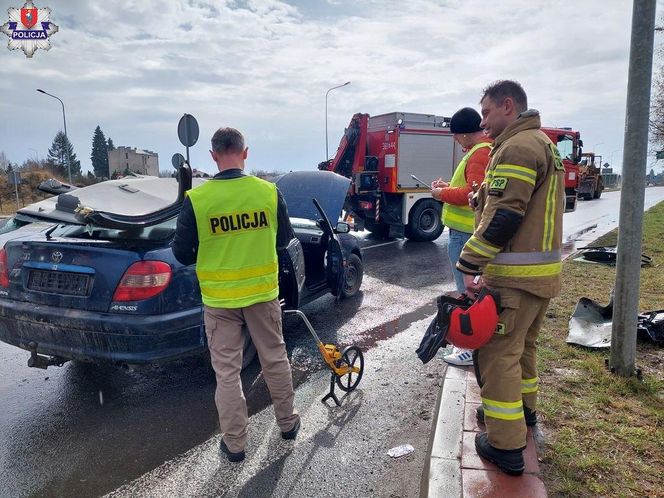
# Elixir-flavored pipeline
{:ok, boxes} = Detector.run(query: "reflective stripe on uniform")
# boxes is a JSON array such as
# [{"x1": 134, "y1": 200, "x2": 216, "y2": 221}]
[
  {"x1": 521, "y1": 377, "x2": 539, "y2": 394},
  {"x1": 492, "y1": 249, "x2": 560, "y2": 265},
  {"x1": 485, "y1": 261, "x2": 562, "y2": 277},
  {"x1": 481, "y1": 398, "x2": 525, "y2": 421},
  {"x1": 197, "y1": 261, "x2": 279, "y2": 282},
  {"x1": 465, "y1": 235, "x2": 501, "y2": 259},
  {"x1": 492, "y1": 164, "x2": 537, "y2": 186},
  {"x1": 543, "y1": 173, "x2": 558, "y2": 251},
  {"x1": 442, "y1": 205, "x2": 474, "y2": 233},
  {"x1": 200, "y1": 278, "x2": 278, "y2": 300}
]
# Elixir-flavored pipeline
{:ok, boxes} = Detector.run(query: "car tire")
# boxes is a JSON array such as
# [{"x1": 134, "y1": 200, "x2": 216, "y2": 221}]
[
  {"x1": 341, "y1": 253, "x2": 363, "y2": 299},
  {"x1": 406, "y1": 199, "x2": 443, "y2": 242}
]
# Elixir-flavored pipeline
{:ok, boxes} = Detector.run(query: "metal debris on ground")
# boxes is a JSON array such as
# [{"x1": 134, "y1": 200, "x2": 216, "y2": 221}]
[
  {"x1": 575, "y1": 246, "x2": 652, "y2": 266},
  {"x1": 567, "y1": 291, "x2": 664, "y2": 348}
]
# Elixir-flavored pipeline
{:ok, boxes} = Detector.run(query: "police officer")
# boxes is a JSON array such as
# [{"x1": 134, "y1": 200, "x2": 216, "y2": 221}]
[
  {"x1": 431, "y1": 107, "x2": 492, "y2": 367},
  {"x1": 457, "y1": 81, "x2": 564, "y2": 475},
  {"x1": 172, "y1": 127, "x2": 300, "y2": 463}
]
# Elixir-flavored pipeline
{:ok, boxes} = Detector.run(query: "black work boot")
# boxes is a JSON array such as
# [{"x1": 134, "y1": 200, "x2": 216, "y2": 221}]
[
  {"x1": 475, "y1": 432, "x2": 525, "y2": 476},
  {"x1": 219, "y1": 438, "x2": 245, "y2": 463},
  {"x1": 281, "y1": 418, "x2": 301, "y2": 440},
  {"x1": 476, "y1": 405, "x2": 537, "y2": 426}
]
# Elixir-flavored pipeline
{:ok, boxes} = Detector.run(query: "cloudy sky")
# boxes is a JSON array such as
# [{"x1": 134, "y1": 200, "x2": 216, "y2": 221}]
[{"x1": 0, "y1": 0, "x2": 661, "y2": 176}]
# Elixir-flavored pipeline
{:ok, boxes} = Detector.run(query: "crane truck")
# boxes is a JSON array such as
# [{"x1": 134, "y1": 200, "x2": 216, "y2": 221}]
[{"x1": 319, "y1": 113, "x2": 583, "y2": 242}]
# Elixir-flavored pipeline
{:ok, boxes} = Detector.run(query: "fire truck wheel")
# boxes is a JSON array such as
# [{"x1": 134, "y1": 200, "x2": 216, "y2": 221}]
[
  {"x1": 341, "y1": 253, "x2": 363, "y2": 298},
  {"x1": 406, "y1": 199, "x2": 443, "y2": 242},
  {"x1": 593, "y1": 187, "x2": 602, "y2": 199}
]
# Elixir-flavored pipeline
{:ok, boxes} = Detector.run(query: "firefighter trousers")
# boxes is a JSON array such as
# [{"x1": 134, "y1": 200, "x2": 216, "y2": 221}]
[
  {"x1": 204, "y1": 299, "x2": 299, "y2": 453},
  {"x1": 474, "y1": 287, "x2": 550, "y2": 450}
]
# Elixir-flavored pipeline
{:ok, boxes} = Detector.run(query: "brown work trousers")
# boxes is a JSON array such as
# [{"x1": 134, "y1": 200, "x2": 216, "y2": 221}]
[
  {"x1": 204, "y1": 299, "x2": 299, "y2": 453},
  {"x1": 475, "y1": 287, "x2": 550, "y2": 450}
]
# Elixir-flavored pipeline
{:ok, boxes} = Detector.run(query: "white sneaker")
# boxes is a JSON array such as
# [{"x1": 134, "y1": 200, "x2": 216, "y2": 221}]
[{"x1": 443, "y1": 347, "x2": 474, "y2": 366}]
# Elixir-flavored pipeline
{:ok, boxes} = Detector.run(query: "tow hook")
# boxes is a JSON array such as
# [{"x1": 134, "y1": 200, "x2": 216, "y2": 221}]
[{"x1": 27, "y1": 342, "x2": 69, "y2": 369}]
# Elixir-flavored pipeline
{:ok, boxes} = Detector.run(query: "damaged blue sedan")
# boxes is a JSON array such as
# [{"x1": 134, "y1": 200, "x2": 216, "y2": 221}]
[{"x1": 0, "y1": 168, "x2": 362, "y2": 369}]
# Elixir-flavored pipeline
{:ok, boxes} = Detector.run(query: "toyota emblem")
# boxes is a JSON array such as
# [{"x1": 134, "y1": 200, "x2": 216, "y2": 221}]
[{"x1": 51, "y1": 251, "x2": 63, "y2": 263}]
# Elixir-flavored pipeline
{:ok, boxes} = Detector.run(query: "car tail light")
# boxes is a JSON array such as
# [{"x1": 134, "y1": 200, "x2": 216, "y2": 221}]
[
  {"x1": 0, "y1": 249, "x2": 8, "y2": 288},
  {"x1": 112, "y1": 261, "x2": 172, "y2": 302},
  {"x1": 358, "y1": 201, "x2": 373, "y2": 210}
]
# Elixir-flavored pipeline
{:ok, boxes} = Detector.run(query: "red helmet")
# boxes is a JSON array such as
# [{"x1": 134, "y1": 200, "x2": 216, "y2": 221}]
[{"x1": 437, "y1": 288, "x2": 501, "y2": 350}]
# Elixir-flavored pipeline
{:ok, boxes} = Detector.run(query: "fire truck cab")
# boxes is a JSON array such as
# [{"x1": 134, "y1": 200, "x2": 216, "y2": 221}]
[{"x1": 541, "y1": 127, "x2": 582, "y2": 212}]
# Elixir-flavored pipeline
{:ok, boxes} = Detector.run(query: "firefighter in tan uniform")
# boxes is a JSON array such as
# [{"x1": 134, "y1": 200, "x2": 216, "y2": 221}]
[{"x1": 456, "y1": 81, "x2": 564, "y2": 475}]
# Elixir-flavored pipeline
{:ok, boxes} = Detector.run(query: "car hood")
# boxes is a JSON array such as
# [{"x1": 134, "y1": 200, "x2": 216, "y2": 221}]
[
  {"x1": 18, "y1": 176, "x2": 206, "y2": 225},
  {"x1": 274, "y1": 170, "x2": 350, "y2": 222}
]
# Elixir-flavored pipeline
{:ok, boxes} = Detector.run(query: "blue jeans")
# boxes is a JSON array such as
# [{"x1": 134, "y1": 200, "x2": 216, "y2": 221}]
[{"x1": 448, "y1": 229, "x2": 472, "y2": 294}]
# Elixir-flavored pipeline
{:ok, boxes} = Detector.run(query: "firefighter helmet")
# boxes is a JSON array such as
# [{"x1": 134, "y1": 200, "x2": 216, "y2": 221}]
[{"x1": 437, "y1": 288, "x2": 501, "y2": 350}]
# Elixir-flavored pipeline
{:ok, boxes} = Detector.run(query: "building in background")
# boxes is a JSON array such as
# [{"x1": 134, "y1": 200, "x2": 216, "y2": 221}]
[{"x1": 108, "y1": 147, "x2": 159, "y2": 177}]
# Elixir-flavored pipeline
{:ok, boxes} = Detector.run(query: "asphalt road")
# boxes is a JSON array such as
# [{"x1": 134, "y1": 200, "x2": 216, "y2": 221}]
[{"x1": 1, "y1": 186, "x2": 663, "y2": 497}]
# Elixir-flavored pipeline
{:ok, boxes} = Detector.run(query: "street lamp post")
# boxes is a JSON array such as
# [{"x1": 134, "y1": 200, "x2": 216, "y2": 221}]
[
  {"x1": 610, "y1": 149, "x2": 622, "y2": 168},
  {"x1": 37, "y1": 88, "x2": 72, "y2": 184},
  {"x1": 325, "y1": 81, "x2": 351, "y2": 160}
]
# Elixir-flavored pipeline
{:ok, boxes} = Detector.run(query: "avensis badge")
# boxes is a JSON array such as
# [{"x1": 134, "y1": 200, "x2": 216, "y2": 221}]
[{"x1": 0, "y1": 1, "x2": 59, "y2": 58}]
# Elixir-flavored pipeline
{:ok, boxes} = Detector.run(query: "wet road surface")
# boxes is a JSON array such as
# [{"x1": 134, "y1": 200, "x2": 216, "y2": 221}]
[{"x1": 1, "y1": 187, "x2": 663, "y2": 497}]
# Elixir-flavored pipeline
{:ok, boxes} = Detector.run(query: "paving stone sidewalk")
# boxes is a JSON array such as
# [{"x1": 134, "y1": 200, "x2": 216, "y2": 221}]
[{"x1": 426, "y1": 362, "x2": 547, "y2": 498}]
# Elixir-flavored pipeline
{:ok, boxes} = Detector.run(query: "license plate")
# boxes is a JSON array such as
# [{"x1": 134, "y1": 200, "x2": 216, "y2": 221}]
[{"x1": 27, "y1": 269, "x2": 90, "y2": 296}]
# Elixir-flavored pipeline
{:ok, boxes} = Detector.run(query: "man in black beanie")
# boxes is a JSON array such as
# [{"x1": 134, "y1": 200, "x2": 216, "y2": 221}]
[{"x1": 431, "y1": 107, "x2": 492, "y2": 366}]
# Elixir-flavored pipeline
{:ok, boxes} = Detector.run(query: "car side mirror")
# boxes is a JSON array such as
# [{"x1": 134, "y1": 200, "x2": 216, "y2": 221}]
[{"x1": 335, "y1": 222, "x2": 350, "y2": 234}]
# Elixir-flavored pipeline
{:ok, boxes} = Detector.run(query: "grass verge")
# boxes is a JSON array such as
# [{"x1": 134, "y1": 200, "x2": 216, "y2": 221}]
[{"x1": 539, "y1": 201, "x2": 664, "y2": 497}]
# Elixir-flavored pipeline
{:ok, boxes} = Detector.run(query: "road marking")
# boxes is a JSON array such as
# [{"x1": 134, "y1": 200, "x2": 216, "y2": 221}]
[{"x1": 362, "y1": 240, "x2": 400, "y2": 250}]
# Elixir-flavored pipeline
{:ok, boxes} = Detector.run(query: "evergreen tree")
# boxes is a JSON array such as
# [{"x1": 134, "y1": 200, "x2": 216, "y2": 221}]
[
  {"x1": 47, "y1": 131, "x2": 82, "y2": 181},
  {"x1": 107, "y1": 137, "x2": 115, "y2": 151},
  {"x1": 91, "y1": 125, "x2": 110, "y2": 178}
]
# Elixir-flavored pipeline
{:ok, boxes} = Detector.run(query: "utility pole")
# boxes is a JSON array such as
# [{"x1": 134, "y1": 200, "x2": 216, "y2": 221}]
[{"x1": 610, "y1": 0, "x2": 656, "y2": 377}]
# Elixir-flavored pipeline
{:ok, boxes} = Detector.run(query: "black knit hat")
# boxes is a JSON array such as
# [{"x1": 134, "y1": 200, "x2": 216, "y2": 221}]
[{"x1": 449, "y1": 107, "x2": 482, "y2": 134}]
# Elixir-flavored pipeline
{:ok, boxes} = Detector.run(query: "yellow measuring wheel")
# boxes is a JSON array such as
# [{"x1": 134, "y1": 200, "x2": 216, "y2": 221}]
[{"x1": 284, "y1": 310, "x2": 364, "y2": 406}]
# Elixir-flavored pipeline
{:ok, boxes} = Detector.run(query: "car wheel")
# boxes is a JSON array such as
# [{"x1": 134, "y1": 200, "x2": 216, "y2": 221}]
[
  {"x1": 341, "y1": 253, "x2": 363, "y2": 298},
  {"x1": 406, "y1": 199, "x2": 443, "y2": 242}
]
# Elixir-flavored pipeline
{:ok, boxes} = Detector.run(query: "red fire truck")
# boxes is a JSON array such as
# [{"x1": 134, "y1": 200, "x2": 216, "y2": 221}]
[
  {"x1": 320, "y1": 113, "x2": 582, "y2": 241},
  {"x1": 540, "y1": 127, "x2": 583, "y2": 211}
]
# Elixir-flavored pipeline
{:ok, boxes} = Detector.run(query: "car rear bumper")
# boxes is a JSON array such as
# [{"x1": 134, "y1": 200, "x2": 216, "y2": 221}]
[{"x1": 0, "y1": 299, "x2": 205, "y2": 364}]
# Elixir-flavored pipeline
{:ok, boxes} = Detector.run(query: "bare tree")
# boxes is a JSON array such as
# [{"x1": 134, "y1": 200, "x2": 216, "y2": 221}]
[{"x1": 650, "y1": 22, "x2": 664, "y2": 162}]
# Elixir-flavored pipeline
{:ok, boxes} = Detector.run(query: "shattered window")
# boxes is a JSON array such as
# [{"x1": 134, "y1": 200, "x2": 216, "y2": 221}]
[{"x1": 48, "y1": 217, "x2": 177, "y2": 241}]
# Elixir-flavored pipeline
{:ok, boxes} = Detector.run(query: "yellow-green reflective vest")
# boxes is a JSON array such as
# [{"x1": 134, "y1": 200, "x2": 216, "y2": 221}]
[
  {"x1": 441, "y1": 142, "x2": 492, "y2": 233},
  {"x1": 187, "y1": 176, "x2": 279, "y2": 309}
]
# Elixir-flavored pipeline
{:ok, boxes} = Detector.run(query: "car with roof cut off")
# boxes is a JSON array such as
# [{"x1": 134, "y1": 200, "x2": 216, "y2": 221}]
[{"x1": 0, "y1": 167, "x2": 363, "y2": 369}]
